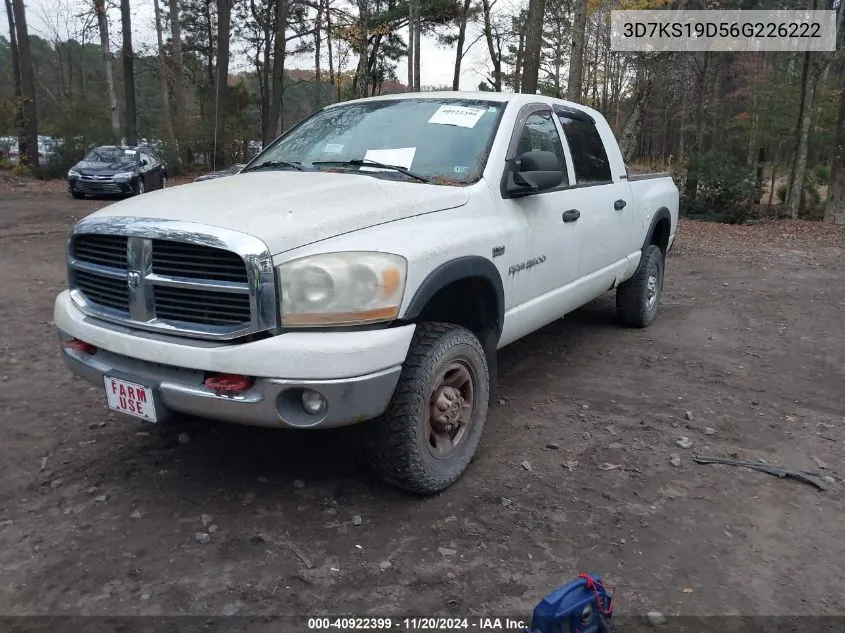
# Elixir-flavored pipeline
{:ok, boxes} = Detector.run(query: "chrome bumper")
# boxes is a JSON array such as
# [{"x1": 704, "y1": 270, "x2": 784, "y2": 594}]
[{"x1": 59, "y1": 333, "x2": 401, "y2": 429}]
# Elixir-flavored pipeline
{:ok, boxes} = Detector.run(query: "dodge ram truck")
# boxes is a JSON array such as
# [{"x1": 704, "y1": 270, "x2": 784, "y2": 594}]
[{"x1": 55, "y1": 91, "x2": 679, "y2": 494}]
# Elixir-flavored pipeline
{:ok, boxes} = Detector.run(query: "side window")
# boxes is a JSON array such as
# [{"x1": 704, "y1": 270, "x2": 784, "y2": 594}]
[
  {"x1": 516, "y1": 111, "x2": 568, "y2": 181},
  {"x1": 557, "y1": 114, "x2": 611, "y2": 184}
]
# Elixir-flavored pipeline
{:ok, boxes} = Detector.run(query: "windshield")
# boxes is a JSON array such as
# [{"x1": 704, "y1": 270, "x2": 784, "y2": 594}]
[
  {"x1": 246, "y1": 98, "x2": 504, "y2": 184},
  {"x1": 83, "y1": 147, "x2": 138, "y2": 164}
]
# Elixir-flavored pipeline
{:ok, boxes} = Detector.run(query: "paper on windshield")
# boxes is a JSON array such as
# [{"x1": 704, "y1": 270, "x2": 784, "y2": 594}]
[
  {"x1": 428, "y1": 105, "x2": 486, "y2": 128},
  {"x1": 363, "y1": 147, "x2": 416, "y2": 170}
]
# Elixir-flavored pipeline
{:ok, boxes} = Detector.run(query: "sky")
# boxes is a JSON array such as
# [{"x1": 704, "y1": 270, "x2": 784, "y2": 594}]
[{"x1": 1, "y1": 0, "x2": 494, "y2": 90}]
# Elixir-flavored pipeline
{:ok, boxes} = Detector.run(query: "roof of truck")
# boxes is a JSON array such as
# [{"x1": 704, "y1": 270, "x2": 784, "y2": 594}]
[{"x1": 326, "y1": 90, "x2": 598, "y2": 117}]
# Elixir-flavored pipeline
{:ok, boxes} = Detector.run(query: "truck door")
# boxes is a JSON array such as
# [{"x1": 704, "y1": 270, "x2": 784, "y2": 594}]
[
  {"x1": 554, "y1": 107, "x2": 635, "y2": 280},
  {"x1": 495, "y1": 105, "x2": 583, "y2": 343}
]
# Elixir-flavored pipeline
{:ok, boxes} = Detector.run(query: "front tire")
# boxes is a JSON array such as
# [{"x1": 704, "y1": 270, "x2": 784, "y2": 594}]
[
  {"x1": 365, "y1": 322, "x2": 489, "y2": 494},
  {"x1": 134, "y1": 178, "x2": 145, "y2": 196},
  {"x1": 616, "y1": 244, "x2": 664, "y2": 328},
  {"x1": 70, "y1": 190, "x2": 84, "y2": 199}
]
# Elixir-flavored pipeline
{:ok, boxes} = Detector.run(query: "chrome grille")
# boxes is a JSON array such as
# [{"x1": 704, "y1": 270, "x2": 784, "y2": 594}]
[
  {"x1": 153, "y1": 286, "x2": 252, "y2": 325},
  {"x1": 152, "y1": 239, "x2": 247, "y2": 283},
  {"x1": 72, "y1": 235, "x2": 128, "y2": 269},
  {"x1": 67, "y1": 220, "x2": 277, "y2": 340},
  {"x1": 74, "y1": 180, "x2": 124, "y2": 194},
  {"x1": 74, "y1": 269, "x2": 130, "y2": 312}
]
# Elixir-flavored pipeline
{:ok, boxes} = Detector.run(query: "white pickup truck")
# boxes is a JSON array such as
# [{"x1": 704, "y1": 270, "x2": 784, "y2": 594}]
[{"x1": 55, "y1": 91, "x2": 678, "y2": 494}]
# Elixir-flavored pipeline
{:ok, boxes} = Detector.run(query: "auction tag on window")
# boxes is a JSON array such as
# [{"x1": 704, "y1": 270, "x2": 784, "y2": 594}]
[
  {"x1": 428, "y1": 105, "x2": 486, "y2": 128},
  {"x1": 363, "y1": 147, "x2": 416, "y2": 169}
]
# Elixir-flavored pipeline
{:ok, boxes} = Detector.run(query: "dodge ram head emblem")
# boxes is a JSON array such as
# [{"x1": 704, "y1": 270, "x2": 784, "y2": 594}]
[{"x1": 127, "y1": 271, "x2": 141, "y2": 289}]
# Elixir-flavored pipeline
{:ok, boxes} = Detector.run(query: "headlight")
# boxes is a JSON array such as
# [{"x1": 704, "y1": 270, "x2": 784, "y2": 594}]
[
  {"x1": 112, "y1": 172, "x2": 134, "y2": 181},
  {"x1": 67, "y1": 169, "x2": 80, "y2": 178},
  {"x1": 277, "y1": 252, "x2": 407, "y2": 326}
]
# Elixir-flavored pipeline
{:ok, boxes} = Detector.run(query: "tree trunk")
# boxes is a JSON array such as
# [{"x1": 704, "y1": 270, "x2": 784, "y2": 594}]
[
  {"x1": 153, "y1": 0, "x2": 176, "y2": 146},
  {"x1": 203, "y1": 0, "x2": 214, "y2": 89},
  {"x1": 168, "y1": 0, "x2": 187, "y2": 149},
  {"x1": 412, "y1": 0, "x2": 420, "y2": 90},
  {"x1": 214, "y1": 0, "x2": 232, "y2": 168},
  {"x1": 481, "y1": 0, "x2": 501, "y2": 91},
  {"x1": 590, "y1": 21, "x2": 599, "y2": 106},
  {"x1": 566, "y1": 0, "x2": 588, "y2": 101},
  {"x1": 451, "y1": 0, "x2": 471, "y2": 90},
  {"x1": 513, "y1": 24, "x2": 524, "y2": 93},
  {"x1": 11, "y1": 0, "x2": 38, "y2": 169},
  {"x1": 353, "y1": 1, "x2": 370, "y2": 98},
  {"x1": 120, "y1": 0, "x2": 137, "y2": 145},
  {"x1": 266, "y1": 0, "x2": 289, "y2": 143},
  {"x1": 314, "y1": 0, "x2": 323, "y2": 108},
  {"x1": 3, "y1": 0, "x2": 22, "y2": 137},
  {"x1": 520, "y1": 0, "x2": 544, "y2": 94},
  {"x1": 684, "y1": 52, "x2": 709, "y2": 203},
  {"x1": 618, "y1": 71, "x2": 653, "y2": 163},
  {"x1": 93, "y1": 0, "x2": 121, "y2": 142},
  {"x1": 407, "y1": 0, "x2": 414, "y2": 89},
  {"x1": 824, "y1": 78, "x2": 845, "y2": 224},
  {"x1": 786, "y1": 50, "x2": 826, "y2": 219},
  {"x1": 326, "y1": 0, "x2": 335, "y2": 94}
]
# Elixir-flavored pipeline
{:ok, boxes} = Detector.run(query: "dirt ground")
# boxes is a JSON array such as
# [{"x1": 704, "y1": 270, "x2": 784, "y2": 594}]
[{"x1": 1, "y1": 177, "x2": 844, "y2": 623}]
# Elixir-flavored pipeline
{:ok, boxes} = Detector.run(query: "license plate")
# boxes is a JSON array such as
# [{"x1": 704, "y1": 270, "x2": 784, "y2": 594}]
[{"x1": 103, "y1": 376, "x2": 157, "y2": 422}]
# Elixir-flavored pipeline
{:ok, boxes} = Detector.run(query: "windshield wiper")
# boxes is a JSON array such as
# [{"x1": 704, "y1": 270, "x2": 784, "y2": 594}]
[
  {"x1": 311, "y1": 159, "x2": 432, "y2": 183},
  {"x1": 244, "y1": 160, "x2": 303, "y2": 172}
]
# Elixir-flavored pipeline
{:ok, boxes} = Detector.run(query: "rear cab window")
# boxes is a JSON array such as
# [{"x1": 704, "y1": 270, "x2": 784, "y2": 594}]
[{"x1": 555, "y1": 109, "x2": 612, "y2": 185}]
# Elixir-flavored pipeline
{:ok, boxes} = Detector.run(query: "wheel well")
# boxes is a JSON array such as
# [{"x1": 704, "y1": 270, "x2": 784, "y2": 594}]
[
  {"x1": 650, "y1": 218, "x2": 670, "y2": 255},
  {"x1": 411, "y1": 276, "x2": 501, "y2": 405},
  {"x1": 414, "y1": 277, "x2": 500, "y2": 340}
]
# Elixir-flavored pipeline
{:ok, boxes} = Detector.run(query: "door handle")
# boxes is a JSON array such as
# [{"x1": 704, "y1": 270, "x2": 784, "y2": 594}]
[
  {"x1": 562, "y1": 209, "x2": 581, "y2": 223},
  {"x1": 614, "y1": 199, "x2": 627, "y2": 211}
]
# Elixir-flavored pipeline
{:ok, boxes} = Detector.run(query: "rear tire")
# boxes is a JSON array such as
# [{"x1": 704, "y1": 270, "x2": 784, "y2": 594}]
[
  {"x1": 616, "y1": 244, "x2": 664, "y2": 328},
  {"x1": 161, "y1": 174, "x2": 168, "y2": 189},
  {"x1": 365, "y1": 322, "x2": 489, "y2": 494}
]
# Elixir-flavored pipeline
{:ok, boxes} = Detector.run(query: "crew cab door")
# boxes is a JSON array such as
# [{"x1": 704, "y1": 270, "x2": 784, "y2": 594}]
[
  {"x1": 495, "y1": 105, "x2": 582, "y2": 342},
  {"x1": 553, "y1": 107, "x2": 635, "y2": 280}
]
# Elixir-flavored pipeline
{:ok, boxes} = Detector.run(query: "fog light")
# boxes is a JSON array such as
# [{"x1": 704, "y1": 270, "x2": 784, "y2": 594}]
[{"x1": 301, "y1": 389, "x2": 327, "y2": 416}]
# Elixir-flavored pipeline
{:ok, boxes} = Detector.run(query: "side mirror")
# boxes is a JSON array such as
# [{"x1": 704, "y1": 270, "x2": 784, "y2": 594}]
[
  {"x1": 140, "y1": 158, "x2": 149, "y2": 166},
  {"x1": 506, "y1": 150, "x2": 565, "y2": 196}
]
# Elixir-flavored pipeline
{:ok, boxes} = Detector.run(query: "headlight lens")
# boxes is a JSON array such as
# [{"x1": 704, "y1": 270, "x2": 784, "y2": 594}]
[
  {"x1": 67, "y1": 169, "x2": 80, "y2": 178},
  {"x1": 277, "y1": 252, "x2": 407, "y2": 326},
  {"x1": 112, "y1": 172, "x2": 134, "y2": 181}
]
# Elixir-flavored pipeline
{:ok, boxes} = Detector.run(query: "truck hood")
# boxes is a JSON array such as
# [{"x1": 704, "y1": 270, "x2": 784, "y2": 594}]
[{"x1": 84, "y1": 171, "x2": 470, "y2": 254}]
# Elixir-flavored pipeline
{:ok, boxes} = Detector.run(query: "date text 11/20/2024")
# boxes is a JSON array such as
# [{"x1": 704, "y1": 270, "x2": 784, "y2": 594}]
[{"x1": 307, "y1": 617, "x2": 528, "y2": 631}]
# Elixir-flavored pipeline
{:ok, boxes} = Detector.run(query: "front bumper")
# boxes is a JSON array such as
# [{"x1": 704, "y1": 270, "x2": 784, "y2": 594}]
[{"x1": 54, "y1": 290, "x2": 415, "y2": 429}]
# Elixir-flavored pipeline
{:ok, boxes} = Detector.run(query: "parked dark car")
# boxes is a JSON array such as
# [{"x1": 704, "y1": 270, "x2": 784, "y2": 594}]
[{"x1": 68, "y1": 145, "x2": 167, "y2": 199}]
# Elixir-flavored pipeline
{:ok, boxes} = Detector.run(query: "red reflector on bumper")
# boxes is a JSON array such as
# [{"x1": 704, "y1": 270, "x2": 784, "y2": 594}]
[
  {"x1": 63, "y1": 338, "x2": 97, "y2": 355},
  {"x1": 204, "y1": 374, "x2": 254, "y2": 393}
]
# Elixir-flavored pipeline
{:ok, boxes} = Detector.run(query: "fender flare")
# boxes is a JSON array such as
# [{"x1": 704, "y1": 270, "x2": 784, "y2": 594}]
[
  {"x1": 642, "y1": 207, "x2": 672, "y2": 252},
  {"x1": 403, "y1": 256, "x2": 505, "y2": 339}
]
